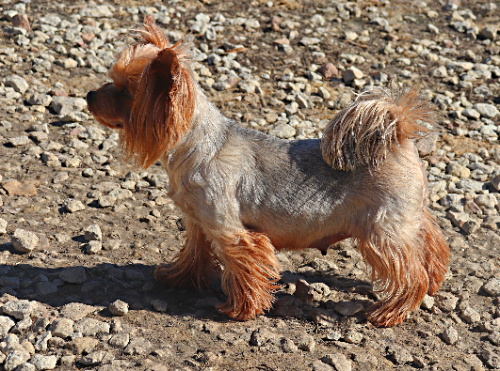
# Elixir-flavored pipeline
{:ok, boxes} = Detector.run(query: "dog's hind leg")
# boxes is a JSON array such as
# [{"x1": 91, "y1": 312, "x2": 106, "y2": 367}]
[
  {"x1": 155, "y1": 218, "x2": 220, "y2": 289},
  {"x1": 213, "y1": 230, "x2": 281, "y2": 321},
  {"x1": 419, "y1": 208, "x2": 449, "y2": 295},
  {"x1": 358, "y1": 231, "x2": 430, "y2": 327}
]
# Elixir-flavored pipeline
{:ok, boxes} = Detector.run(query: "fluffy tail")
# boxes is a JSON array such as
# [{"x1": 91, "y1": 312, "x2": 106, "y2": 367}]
[{"x1": 321, "y1": 88, "x2": 435, "y2": 171}]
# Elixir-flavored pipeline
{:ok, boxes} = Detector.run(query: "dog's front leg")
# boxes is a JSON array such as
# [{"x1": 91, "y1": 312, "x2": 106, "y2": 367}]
[
  {"x1": 155, "y1": 218, "x2": 220, "y2": 289},
  {"x1": 213, "y1": 230, "x2": 281, "y2": 321}
]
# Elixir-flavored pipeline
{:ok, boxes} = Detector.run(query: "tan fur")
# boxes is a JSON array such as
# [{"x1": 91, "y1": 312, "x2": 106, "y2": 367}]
[{"x1": 87, "y1": 17, "x2": 450, "y2": 327}]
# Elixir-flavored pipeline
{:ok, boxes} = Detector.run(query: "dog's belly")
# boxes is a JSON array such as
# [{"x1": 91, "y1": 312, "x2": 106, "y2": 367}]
[{"x1": 265, "y1": 231, "x2": 350, "y2": 253}]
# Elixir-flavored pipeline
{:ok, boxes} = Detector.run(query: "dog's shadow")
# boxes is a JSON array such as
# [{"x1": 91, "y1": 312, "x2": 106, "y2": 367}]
[{"x1": 0, "y1": 244, "x2": 372, "y2": 323}]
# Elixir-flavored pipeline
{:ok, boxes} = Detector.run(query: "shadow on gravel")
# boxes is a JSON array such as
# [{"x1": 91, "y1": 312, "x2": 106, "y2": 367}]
[{"x1": 0, "y1": 258, "x2": 372, "y2": 323}]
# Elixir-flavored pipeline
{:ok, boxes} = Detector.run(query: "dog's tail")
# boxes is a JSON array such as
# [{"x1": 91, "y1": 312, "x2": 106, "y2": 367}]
[{"x1": 321, "y1": 88, "x2": 435, "y2": 171}]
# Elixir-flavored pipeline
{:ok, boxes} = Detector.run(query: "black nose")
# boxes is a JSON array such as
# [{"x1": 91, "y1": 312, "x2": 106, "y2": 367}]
[{"x1": 86, "y1": 91, "x2": 97, "y2": 103}]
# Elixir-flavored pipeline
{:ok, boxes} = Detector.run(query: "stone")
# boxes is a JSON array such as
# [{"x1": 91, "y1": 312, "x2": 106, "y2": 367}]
[
  {"x1": 60, "y1": 303, "x2": 97, "y2": 321},
  {"x1": 50, "y1": 318, "x2": 74, "y2": 338},
  {"x1": 420, "y1": 294, "x2": 434, "y2": 310},
  {"x1": 59, "y1": 267, "x2": 87, "y2": 284},
  {"x1": 151, "y1": 299, "x2": 168, "y2": 313},
  {"x1": 85, "y1": 241, "x2": 102, "y2": 254},
  {"x1": 4, "y1": 75, "x2": 29, "y2": 93},
  {"x1": 479, "y1": 25, "x2": 498, "y2": 40},
  {"x1": 474, "y1": 103, "x2": 499, "y2": 119},
  {"x1": 442, "y1": 326, "x2": 458, "y2": 344},
  {"x1": 67, "y1": 337, "x2": 98, "y2": 354},
  {"x1": 321, "y1": 354, "x2": 352, "y2": 371},
  {"x1": 431, "y1": 65, "x2": 448, "y2": 78},
  {"x1": 84, "y1": 224, "x2": 102, "y2": 241},
  {"x1": 317, "y1": 63, "x2": 338, "y2": 79},
  {"x1": 446, "y1": 162, "x2": 470, "y2": 178},
  {"x1": 3, "y1": 180, "x2": 37, "y2": 196},
  {"x1": 447, "y1": 211, "x2": 480, "y2": 234},
  {"x1": 123, "y1": 338, "x2": 152, "y2": 355},
  {"x1": 11, "y1": 229, "x2": 39, "y2": 253},
  {"x1": 74, "y1": 318, "x2": 110, "y2": 336},
  {"x1": 2, "y1": 300, "x2": 32, "y2": 320},
  {"x1": 343, "y1": 66, "x2": 364, "y2": 82},
  {"x1": 36, "y1": 282, "x2": 58, "y2": 296},
  {"x1": 79, "y1": 351, "x2": 114, "y2": 366},
  {"x1": 434, "y1": 292, "x2": 458, "y2": 311},
  {"x1": 309, "y1": 308, "x2": 340, "y2": 327},
  {"x1": 462, "y1": 108, "x2": 481, "y2": 120},
  {"x1": 109, "y1": 300, "x2": 128, "y2": 316},
  {"x1": 4, "y1": 350, "x2": 30, "y2": 371},
  {"x1": 460, "y1": 307, "x2": 480, "y2": 323},
  {"x1": 109, "y1": 333, "x2": 129, "y2": 348},
  {"x1": 28, "y1": 93, "x2": 52, "y2": 107},
  {"x1": 483, "y1": 349, "x2": 500, "y2": 369},
  {"x1": 0, "y1": 315, "x2": 16, "y2": 335},
  {"x1": 51, "y1": 96, "x2": 87, "y2": 116},
  {"x1": 12, "y1": 13, "x2": 30, "y2": 31},
  {"x1": 268, "y1": 123, "x2": 296, "y2": 139},
  {"x1": 0, "y1": 218, "x2": 7, "y2": 234},
  {"x1": 484, "y1": 278, "x2": 500, "y2": 296},
  {"x1": 332, "y1": 301, "x2": 364, "y2": 317},
  {"x1": 64, "y1": 200, "x2": 85, "y2": 213},
  {"x1": 30, "y1": 354, "x2": 57, "y2": 370},
  {"x1": 8, "y1": 136, "x2": 31, "y2": 147}
]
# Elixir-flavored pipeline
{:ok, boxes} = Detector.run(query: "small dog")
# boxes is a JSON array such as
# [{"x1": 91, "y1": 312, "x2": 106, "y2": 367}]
[{"x1": 87, "y1": 16, "x2": 449, "y2": 327}]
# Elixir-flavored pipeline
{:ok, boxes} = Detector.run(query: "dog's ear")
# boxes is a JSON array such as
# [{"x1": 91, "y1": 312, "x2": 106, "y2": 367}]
[{"x1": 123, "y1": 47, "x2": 196, "y2": 168}]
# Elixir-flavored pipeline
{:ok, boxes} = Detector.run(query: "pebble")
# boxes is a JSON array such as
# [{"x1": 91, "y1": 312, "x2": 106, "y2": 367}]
[
  {"x1": 434, "y1": 292, "x2": 459, "y2": 312},
  {"x1": 11, "y1": 229, "x2": 39, "y2": 253},
  {"x1": 59, "y1": 267, "x2": 87, "y2": 284},
  {"x1": 109, "y1": 300, "x2": 129, "y2": 316},
  {"x1": 29, "y1": 354, "x2": 57, "y2": 370},
  {"x1": 321, "y1": 354, "x2": 352, "y2": 371},
  {"x1": 84, "y1": 224, "x2": 102, "y2": 241},
  {"x1": 1, "y1": 300, "x2": 32, "y2": 320},
  {"x1": 483, "y1": 278, "x2": 500, "y2": 296},
  {"x1": 4, "y1": 75, "x2": 28, "y2": 93}
]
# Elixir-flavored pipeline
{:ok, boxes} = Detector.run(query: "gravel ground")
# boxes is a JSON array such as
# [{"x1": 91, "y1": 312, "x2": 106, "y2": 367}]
[{"x1": 0, "y1": 0, "x2": 500, "y2": 370}]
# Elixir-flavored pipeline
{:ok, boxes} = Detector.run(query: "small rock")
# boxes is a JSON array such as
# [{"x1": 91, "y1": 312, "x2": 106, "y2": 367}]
[
  {"x1": 151, "y1": 299, "x2": 168, "y2": 313},
  {"x1": 12, "y1": 13, "x2": 30, "y2": 32},
  {"x1": 0, "y1": 315, "x2": 16, "y2": 335},
  {"x1": 5, "y1": 75, "x2": 29, "y2": 93},
  {"x1": 60, "y1": 303, "x2": 97, "y2": 321},
  {"x1": 64, "y1": 200, "x2": 85, "y2": 213},
  {"x1": 36, "y1": 282, "x2": 58, "y2": 296},
  {"x1": 484, "y1": 278, "x2": 500, "y2": 296},
  {"x1": 85, "y1": 241, "x2": 102, "y2": 254},
  {"x1": 431, "y1": 65, "x2": 448, "y2": 78},
  {"x1": 74, "y1": 318, "x2": 110, "y2": 336},
  {"x1": 59, "y1": 267, "x2": 87, "y2": 284},
  {"x1": 460, "y1": 307, "x2": 480, "y2": 323},
  {"x1": 109, "y1": 300, "x2": 128, "y2": 316},
  {"x1": 280, "y1": 338, "x2": 298, "y2": 353},
  {"x1": 50, "y1": 318, "x2": 75, "y2": 338},
  {"x1": 109, "y1": 333, "x2": 129, "y2": 348},
  {"x1": 343, "y1": 66, "x2": 364, "y2": 82},
  {"x1": 11, "y1": 229, "x2": 39, "y2": 253},
  {"x1": 123, "y1": 338, "x2": 152, "y2": 355},
  {"x1": 0, "y1": 218, "x2": 7, "y2": 234},
  {"x1": 442, "y1": 326, "x2": 459, "y2": 344},
  {"x1": 84, "y1": 224, "x2": 102, "y2": 241},
  {"x1": 434, "y1": 292, "x2": 459, "y2": 311},
  {"x1": 2, "y1": 300, "x2": 32, "y2": 320},
  {"x1": 318, "y1": 63, "x2": 339, "y2": 78},
  {"x1": 474, "y1": 103, "x2": 499, "y2": 119},
  {"x1": 79, "y1": 351, "x2": 114, "y2": 366},
  {"x1": 51, "y1": 96, "x2": 87, "y2": 116},
  {"x1": 420, "y1": 294, "x2": 434, "y2": 310},
  {"x1": 67, "y1": 337, "x2": 98, "y2": 354},
  {"x1": 321, "y1": 354, "x2": 352, "y2": 371},
  {"x1": 332, "y1": 301, "x2": 364, "y2": 317},
  {"x1": 268, "y1": 123, "x2": 296, "y2": 139},
  {"x1": 4, "y1": 350, "x2": 30, "y2": 371},
  {"x1": 483, "y1": 349, "x2": 500, "y2": 369},
  {"x1": 29, "y1": 354, "x2": 57, "y2": 370},
  {"x1": 479, "y1": 25, "x2": 498, "y2": 40},
  {"x1": 3, "y1": 180, "x2": 37, "y2": 196}
]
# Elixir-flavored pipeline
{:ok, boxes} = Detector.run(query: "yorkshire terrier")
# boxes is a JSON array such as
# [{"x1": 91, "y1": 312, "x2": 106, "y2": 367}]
[{"x1": 87, "y1": 16, "x2": 449, "y2": 327}]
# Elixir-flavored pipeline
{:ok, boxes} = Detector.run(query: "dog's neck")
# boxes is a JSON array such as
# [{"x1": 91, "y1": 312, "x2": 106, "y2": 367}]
[{"x1": 161, "y1": 85, "x2": 231, "y2": 178}]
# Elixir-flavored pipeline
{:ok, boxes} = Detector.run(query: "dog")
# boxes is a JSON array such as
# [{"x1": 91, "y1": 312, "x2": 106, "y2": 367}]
[{"x1": 86, "y1": 16, "x2": 449, "y2": 327}]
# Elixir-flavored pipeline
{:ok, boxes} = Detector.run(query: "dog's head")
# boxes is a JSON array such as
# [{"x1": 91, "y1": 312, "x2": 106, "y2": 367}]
[{"x1": 87, "y1": 15, "x2": 195, "y2": 168}]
